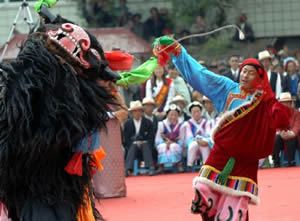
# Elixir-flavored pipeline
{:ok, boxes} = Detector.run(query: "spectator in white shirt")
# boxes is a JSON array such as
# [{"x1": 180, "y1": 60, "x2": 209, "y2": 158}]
[{"x1": 145, "y1": 65, "x2": 175, "y2": 120}]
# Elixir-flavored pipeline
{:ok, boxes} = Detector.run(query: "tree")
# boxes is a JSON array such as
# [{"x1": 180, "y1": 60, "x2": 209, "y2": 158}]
[{"x1": 171, "y1": 0, "x2": 237, "y2": 28}]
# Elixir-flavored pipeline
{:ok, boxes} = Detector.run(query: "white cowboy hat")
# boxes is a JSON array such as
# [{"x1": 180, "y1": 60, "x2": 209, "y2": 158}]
[
  {"x1": 170, "y1": 95, "x2": 188, "y2": 108},
  {"x1": 142, "y1": 97, "x2": 157, "y2": 106},
  {"x1": 279, "y1": 92, "x2": 295, "y2": 102},
  {"x1": 258, "y1": 50, "x2": 271, "y2": 61},
  {"x1": 129, "y1": 100, "x2": 143, "y2": 111}
]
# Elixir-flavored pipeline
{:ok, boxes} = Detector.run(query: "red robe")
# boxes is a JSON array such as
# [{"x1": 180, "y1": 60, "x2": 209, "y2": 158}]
[{"x1": 205, "y1": 96, "x2": 290, "y2": 183}]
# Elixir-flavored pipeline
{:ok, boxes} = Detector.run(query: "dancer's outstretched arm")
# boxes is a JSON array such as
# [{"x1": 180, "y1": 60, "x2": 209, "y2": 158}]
[
  {"x1": 172, "y1": 47, "x2": 236, "y2": 113},
  {"x1": 153, "y1": 36, "x2": 236, "y2": 113}
]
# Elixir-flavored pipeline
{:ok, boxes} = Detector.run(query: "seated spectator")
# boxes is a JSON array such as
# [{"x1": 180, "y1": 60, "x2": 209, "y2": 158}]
[
  {"x1": 202, "y1": 96, "x2": 218, "y2": 120},
  {"x1": 159, "y1": 8, "x2": 174, "y2": 35},
  {"x1": 123, "y1": 101, "x2": 156, "y2": 176},
  {"x1": 278, "y1": 45, "x2": 289, "y2": 61},
  {"x1": 233, "y1": 13, "x2": 255, "y2": 42},
  {"x1": 271, "y1": 57, "x2": 280, "y2": 68},
  {"x1": 168, "y1": 64, "x2": 192, "y2": 104},
  {"x1": 282, "y1": 57, "x2": 300, "y2": 108},
  {"x1": 273, "y1": 63, "x2": 284, "y2": 77},
  {"x1": 145, "y1": 65, "x2": 175, "y2": 120},
  {"x1": 155, "y1": 104, "x2": 184, "y2": 173},
  {"x1": 184, "y1": 101, "x2": 210, "y2": 171},
  {"x1": 189, "y1": 15, "x2": 206, "y2": 44},
  {"x1": 208, "y1": 60, "x2": 219, "y2": 74},
  {"x1": 217, "y1": 60, "x2": 229, "y2": 76},
  {"x1": 142, "y1": 97, "x2": 159, "y2": 133},
  {"x1": 142, "y1": 97, "x2": 159, "y2": 163},
  {"x1": 143, "y1": 7, "x2": 166, "y2": 41},
  {"x1": 190, "y1": 15, "x2": 206, "y2": 34},
  {"x1": 124, "y1": 18, "x2": 135, "y2": 33},
  {"x1": 94, "y1": 0, "x2": 116, "y2": 27},
  {"x1": 201, "y1": 96, "x2": 218, "y2": 134},
  {"x1": 131, "y1": 13, "x2": 144, "y2": 38},
  {"x1": 170, "y1": 95, "x2": 190, "y2": 123},
  {"x1": 115, "y1": 0, "x2": 131, "y2": 26},
  {"x1": 178, "y1": 29, "x2": 191, "y2": 46},
  {"x1": 266, "y1": 45, "x2": 277, "y2": 59},
  {"x1": 273, "y1": 92, "x2": 300, "y2": 167}
]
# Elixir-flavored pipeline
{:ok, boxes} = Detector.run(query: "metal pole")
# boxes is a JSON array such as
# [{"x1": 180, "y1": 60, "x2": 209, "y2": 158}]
[{"x1": 0, "y1": 0, "x2": 35, "y2": 62}]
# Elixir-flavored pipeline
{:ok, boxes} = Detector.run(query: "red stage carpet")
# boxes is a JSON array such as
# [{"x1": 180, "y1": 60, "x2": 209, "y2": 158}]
[{"x1": 96, "y1": 167, "x2": 300, "y2": 221}]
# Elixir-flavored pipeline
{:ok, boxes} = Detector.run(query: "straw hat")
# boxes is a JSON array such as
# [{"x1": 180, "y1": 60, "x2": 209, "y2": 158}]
[
  {"x1": 202, "y1": 96, "x2": 211, "y2": 102},
  {"x1": 142, "y1": 97, "x2": 157, "y2": 106},
  {"x1": 170, "y1": 95, "x2": 188, "y2": 108},
  {"x1": 188, "y1": 101, "x2": 203, "y2": 113},
  {"x1": 129, "y1": 100, "x2": 143, "y2": 111},
  {"x1": 279, "y1": 92, "x2": 295, "y2": 102},
  {"x1": 258, "y1": 50, "x2": 271, "y2": 61}
]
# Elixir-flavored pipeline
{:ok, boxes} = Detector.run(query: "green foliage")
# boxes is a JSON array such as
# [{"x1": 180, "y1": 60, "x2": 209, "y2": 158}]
[
  {"x1": 171, "y1": 0, "x2": 236, "y2": 27},
  {"x1": 201, "y1": 36, "x2": 233, "y2": 56},
  {"x1": 74, "y1": 0, "x2": 116, "y2": 27}
]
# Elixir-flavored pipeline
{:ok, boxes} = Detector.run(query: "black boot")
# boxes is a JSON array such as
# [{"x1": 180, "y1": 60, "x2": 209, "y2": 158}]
[
  {"x1": 148, "y1": 167, "x2": 156, "y2": 176},
  {"x1": 288, "y1": 161, "x2": 296, "y2": 167}
]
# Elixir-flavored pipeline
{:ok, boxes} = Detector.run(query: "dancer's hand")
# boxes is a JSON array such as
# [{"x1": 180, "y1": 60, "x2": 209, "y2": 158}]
[
  {"x1": 152, "y1": 36, "x2": 181, "y2": 66},
  {"x1": 34, "y1": 0, "x2": 58, "y2": 12}
]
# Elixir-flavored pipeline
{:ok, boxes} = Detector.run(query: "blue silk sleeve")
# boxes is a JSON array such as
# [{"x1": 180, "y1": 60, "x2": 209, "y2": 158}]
[{"x1": 172, "y1": 47, "x2": 238, "y2": 113}]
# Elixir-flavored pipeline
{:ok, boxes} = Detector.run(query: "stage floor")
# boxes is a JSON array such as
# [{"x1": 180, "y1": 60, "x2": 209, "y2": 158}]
[{"x1": 97, "y1": 167, "x2": 300, "y2": 221}]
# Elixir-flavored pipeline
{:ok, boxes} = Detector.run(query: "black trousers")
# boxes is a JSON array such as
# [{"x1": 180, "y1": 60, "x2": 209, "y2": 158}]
[
  {"x1": 125, "y1": 142, "x2": 154, "y2": 170},
  {"x1": 273, "y1": 135, "x2": 298, "y2": 166}
]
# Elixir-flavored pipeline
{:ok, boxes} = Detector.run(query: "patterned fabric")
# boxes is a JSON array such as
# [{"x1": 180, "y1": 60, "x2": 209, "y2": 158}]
[
  {"x1": 64, "y1": 129, "x2": 105, "y2": 176},
  {"x1": 188, "y1": 119, "x2": 207, "y2": 137},
  {"x1": 218, "y1": 91, "x2": 263, "y2": 130},
  {"x1": 224, "y1": 91, "x2": 251, "y2": 112},
  {"x1": 191, "y1": 183, "x2": 249, "y2": 221},
  {"x1": 163, "y1": 121, "x2": 182, "y2": 142},
  {"x1": 155, "y1": 78, "x2": 172, "y2": 112},
  {"x1": 93, "y1": 119, "x2": 126, "y2": 198},
  {"x1": 73, "y1": 129, "x2": 101, "y2": 153},
  {"x1": 197, "y1": 165, "x2": 258, "y2": 198}
]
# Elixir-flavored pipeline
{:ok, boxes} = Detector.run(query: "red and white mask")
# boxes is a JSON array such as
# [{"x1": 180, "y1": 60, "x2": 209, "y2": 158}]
[{"x1": 46, "y1": 23, "x2": 100, "y2": 69}]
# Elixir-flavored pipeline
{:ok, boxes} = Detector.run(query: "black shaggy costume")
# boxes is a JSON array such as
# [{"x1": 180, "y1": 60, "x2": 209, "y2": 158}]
[{"x1": 0, "y1": 22, "x2": 119, "y2": 221}]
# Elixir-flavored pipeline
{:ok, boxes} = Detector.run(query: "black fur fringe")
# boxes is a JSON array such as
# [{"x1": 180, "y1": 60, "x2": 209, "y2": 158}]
[{"x1": 0, "y1": 36, "x2": 115, "y2": 220}]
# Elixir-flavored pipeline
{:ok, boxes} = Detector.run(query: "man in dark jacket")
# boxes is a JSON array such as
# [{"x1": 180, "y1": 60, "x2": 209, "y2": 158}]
[
  {"x1": 142, "y1": 97, "x2": 159, "y2": 163},
  {"x1": 222, "y1": 55, "x2": 240, "y2": 82},
  {"x1": 123, "y1": 100, "x2": 156, "y2": 176}
]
